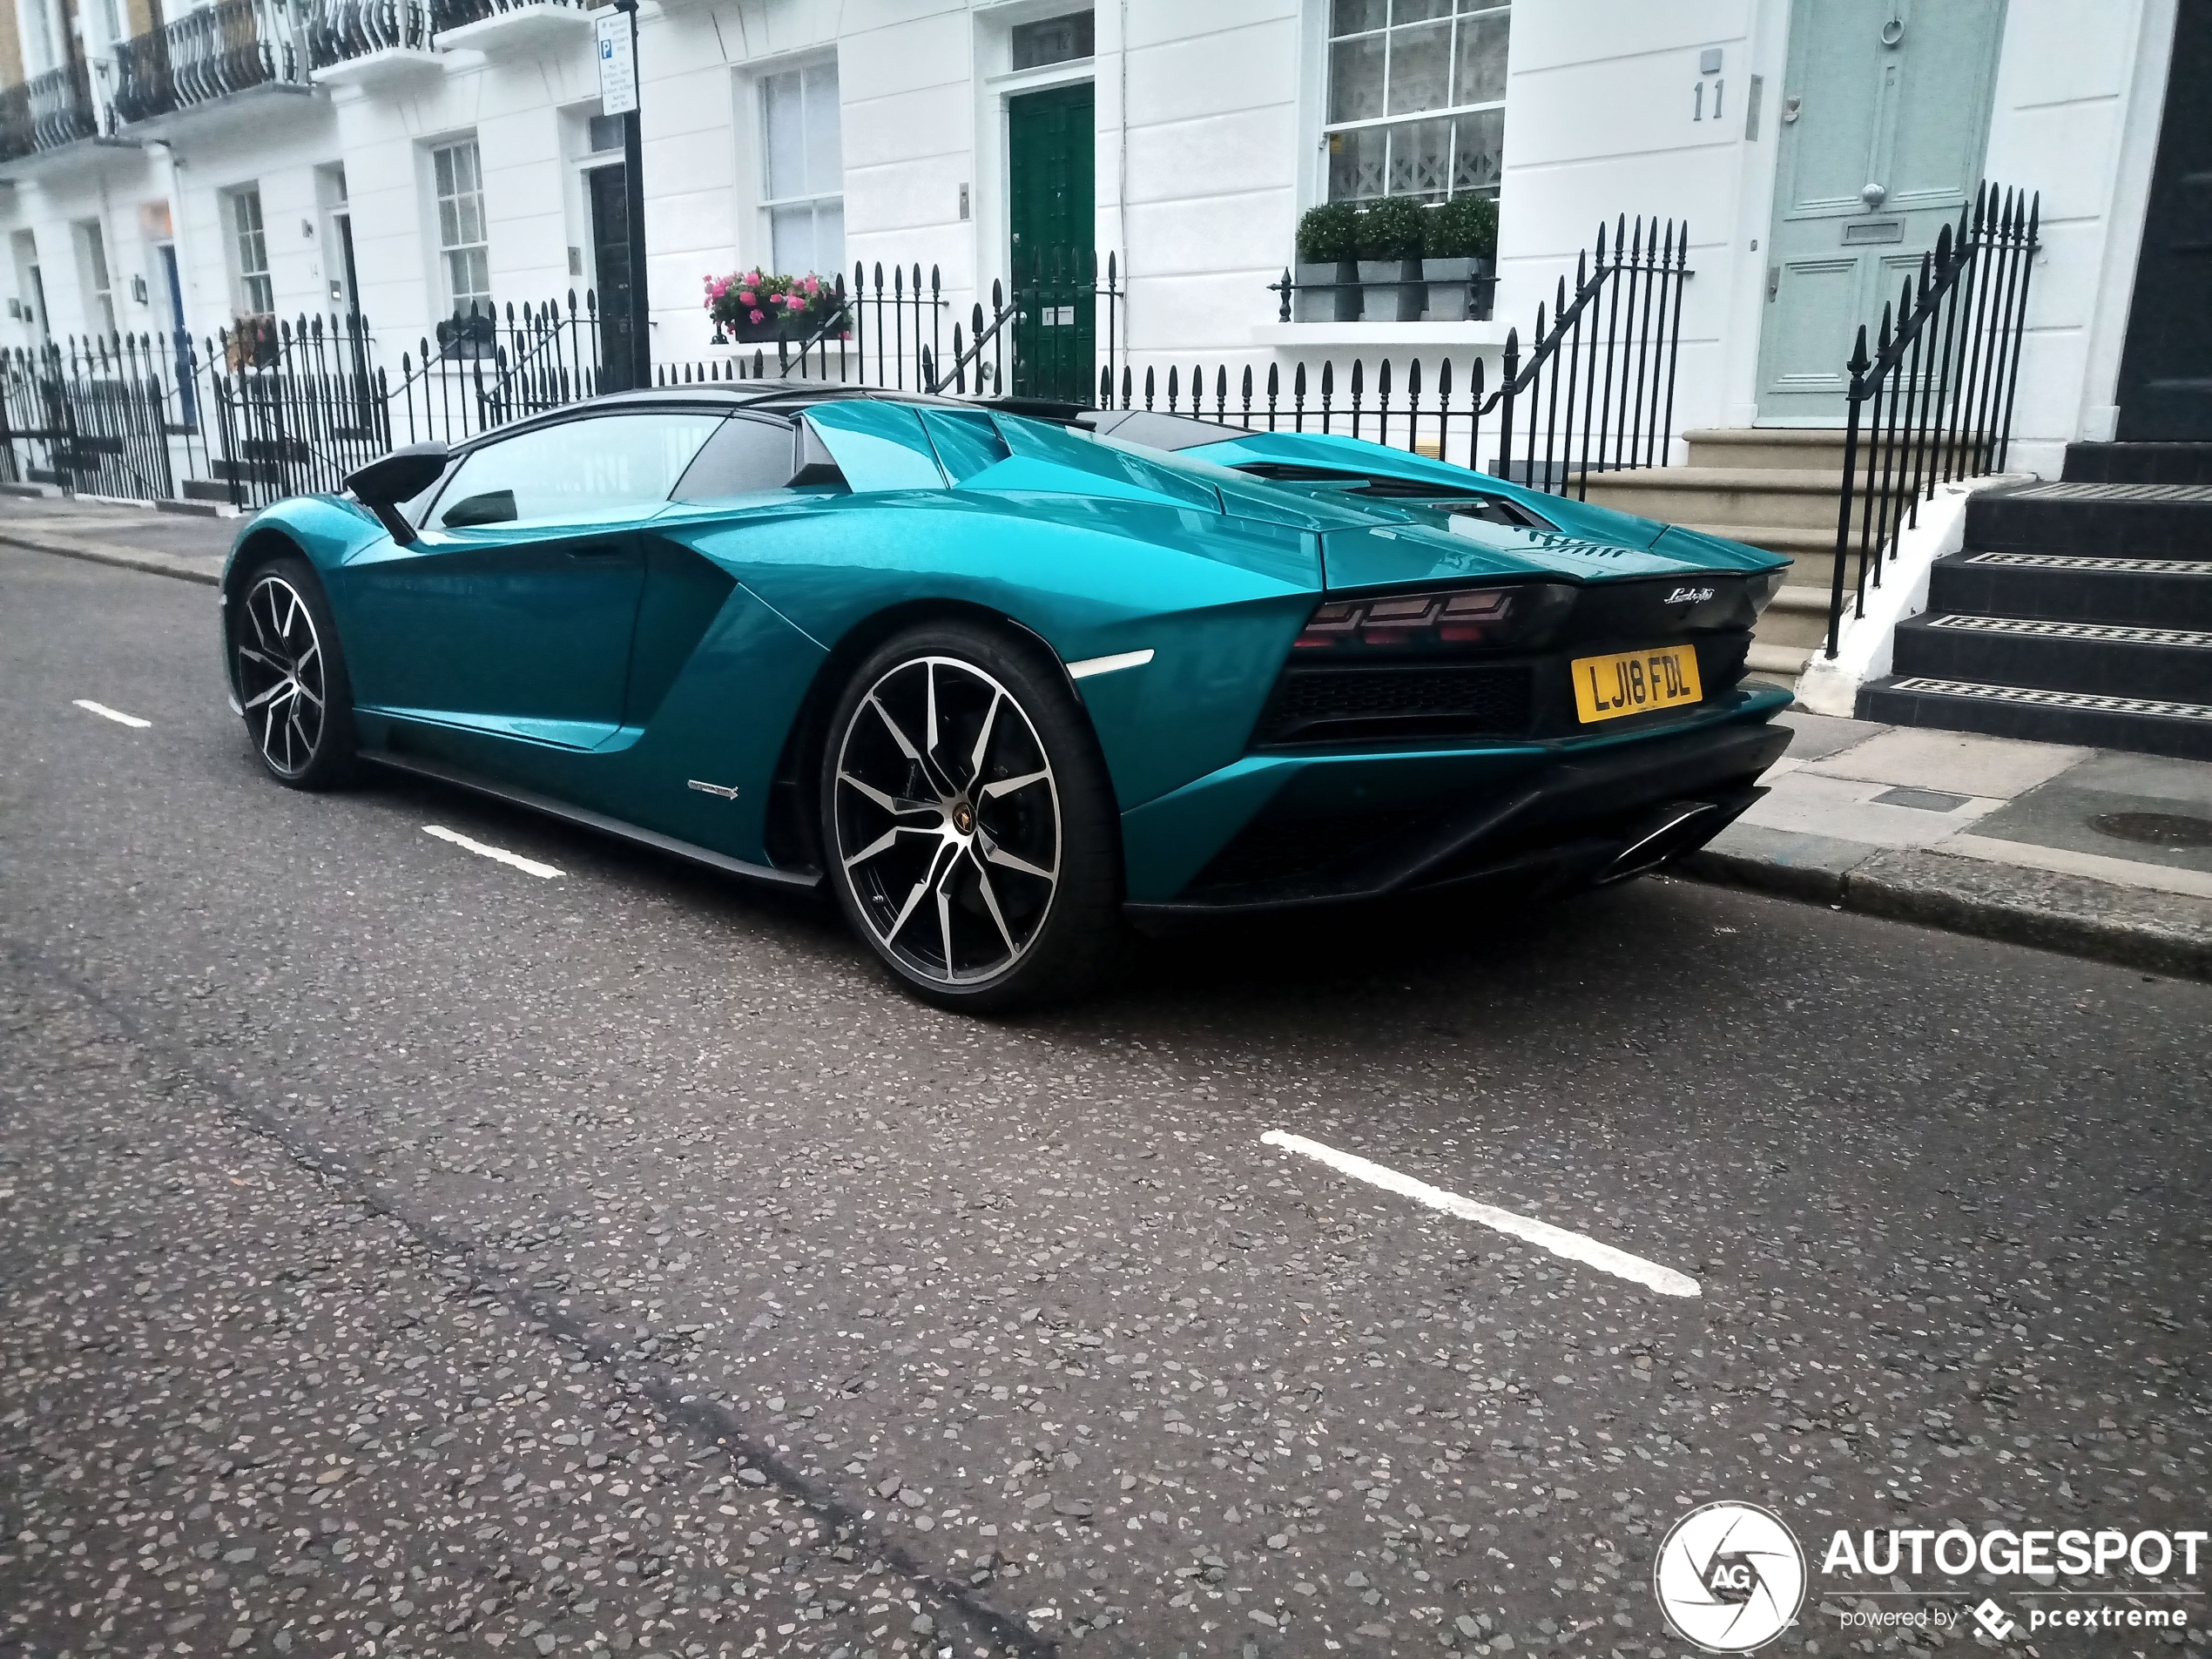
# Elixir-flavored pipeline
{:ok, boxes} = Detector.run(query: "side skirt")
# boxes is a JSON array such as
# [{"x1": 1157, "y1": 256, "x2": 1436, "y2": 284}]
[{"x1": 361, "y1": 751, "x2": 822, "y2": 891}]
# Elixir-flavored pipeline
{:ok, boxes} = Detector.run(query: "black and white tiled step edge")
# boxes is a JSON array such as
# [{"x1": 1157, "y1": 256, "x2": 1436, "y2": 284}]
[
  {"x1": 1968, "y1": 481, "x2": 2212, "y2": 557},
  {"x1": 1892, "y1": 611, "x2": 2212, "y2": 702},
  {"x1": 1928, "y1": 551, "x2": 2212, "y2": 629},
  {"x1": 1858, "y1": 675, "x2": 2212, "y2": 761},
  {"x1": 1931, "y1": 615, "x2": 2212, "y2": 646},
  {"x1": 2002, "y1": 482, "x2": 2212, "y2": 502}
]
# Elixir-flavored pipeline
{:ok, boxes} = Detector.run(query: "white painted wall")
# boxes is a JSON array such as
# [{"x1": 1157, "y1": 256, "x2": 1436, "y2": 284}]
[
  {"x1": 0, "y1": 0, "x2": 2180, "y2": 465},
  {"x1": 1983, "y1": 0, "x2": 2175, "y2": 475}
]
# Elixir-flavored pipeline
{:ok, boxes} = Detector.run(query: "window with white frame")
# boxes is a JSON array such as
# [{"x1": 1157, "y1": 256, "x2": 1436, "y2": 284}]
[
  {"x1": 759, "y1": 60, "x2": 844, "y2": 280},
  {"x1": 230, "y1": 186, "x2": 273, "y2": 317},
  {"x1": 433, "y1": 138, "x2": 493, "y2": 321},
  {"x1": 1324, "y1": 0, "x2": 1509, "y2": 203},
  {"x1": 21, "y1": 0, "x2": 59, "y2": 74},
  {"x1": 78, "y1": 219, "x2": 115, "y2": 336}
]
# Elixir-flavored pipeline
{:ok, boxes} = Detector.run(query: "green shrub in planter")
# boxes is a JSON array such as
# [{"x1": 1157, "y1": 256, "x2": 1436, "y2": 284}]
[
  {"x1": 1424, "y1": 192, "x2": 1499, "y2": 260},
  {"x1": 1357, "y1": 195, "x2": 1429, "y2": 260},
  {"x1": 1294, "y1": 200, "x2": 1362, "y2": 322},
  {"x1": 1355, "y1": 196, "x2": 1428, "y2": 321},
  {"x1": 1296, "y1": 201, "x2": 1361, "y2": 263},
  {"x1": 1420, "y1": 193, "x2": 1500, "y2": 320}
]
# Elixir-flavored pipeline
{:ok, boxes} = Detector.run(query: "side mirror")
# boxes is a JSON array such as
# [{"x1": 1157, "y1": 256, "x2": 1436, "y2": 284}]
[{"x1": 346, "y1": 442, "x2": 449, "y2": 543}]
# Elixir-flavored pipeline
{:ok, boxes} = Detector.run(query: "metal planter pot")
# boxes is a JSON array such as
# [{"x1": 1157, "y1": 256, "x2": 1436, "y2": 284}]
[
  {"x1": 1294, "y1": 260, "x2": 1361, "y2": 322},
  {"x1": 1421, "y1": 256, "x2": 1494, "y2": 321},
  {"x1": 1357, "y1": 257, "x2": 1426, "y2": 322}
]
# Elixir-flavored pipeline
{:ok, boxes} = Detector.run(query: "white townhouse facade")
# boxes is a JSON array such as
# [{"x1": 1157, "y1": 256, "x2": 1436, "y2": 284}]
[{"x1": 0, "y1": 0, "x2": 2201, "y2": 477}]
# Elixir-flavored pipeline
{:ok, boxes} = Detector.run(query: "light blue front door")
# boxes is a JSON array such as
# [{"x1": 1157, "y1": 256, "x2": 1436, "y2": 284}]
[{"x1": 1755, "y1": 0, "x2": 2008, "y2": 425}]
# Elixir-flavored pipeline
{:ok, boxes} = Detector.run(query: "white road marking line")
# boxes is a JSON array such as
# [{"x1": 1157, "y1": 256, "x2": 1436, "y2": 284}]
[
  {"x1": 421, "y1": 824, "x2": 563, "y2": 880},
  {"x1": 1260, "y1": 1130, "x2": 1701, "y2": 1298},
  {"x1": 1067, "y1": 648, "x2": 1155, "y2": 679},
  {"x1": 73, "y1": 698, "x2": 151, "y2": 728}
]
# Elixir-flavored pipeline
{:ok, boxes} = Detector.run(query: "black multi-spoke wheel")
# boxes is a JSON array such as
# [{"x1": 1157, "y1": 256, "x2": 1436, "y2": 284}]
[
  {"x1": 233, "y1": 556, "x2": 354, "y2": 789},
  {"x1": 821, "y1": 624, "x2": 1126, "y2": 1010}
]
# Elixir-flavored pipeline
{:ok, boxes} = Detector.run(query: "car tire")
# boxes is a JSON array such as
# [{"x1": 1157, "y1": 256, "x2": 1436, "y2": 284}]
[
  {"x1": 819, "y1": 621, "x2": 1128, "y2": 1012},
  {"x1": 233, "y1": 553, "x2": 356, "y2": 791}
]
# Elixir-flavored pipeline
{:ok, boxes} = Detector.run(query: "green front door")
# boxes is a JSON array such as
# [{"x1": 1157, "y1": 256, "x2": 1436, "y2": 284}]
[
  {"x1": 1755, "y1": 0, "x2": 2006, "y2": 425},
  {"x1": 1008, "y1": 83, "x2": 1096, "y2": 403}
]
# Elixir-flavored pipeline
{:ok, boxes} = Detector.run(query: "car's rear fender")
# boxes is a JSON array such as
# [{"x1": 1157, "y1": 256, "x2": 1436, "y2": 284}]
[{"x1": 672, "y1": 491, "x2": 1324, "y2": 813}]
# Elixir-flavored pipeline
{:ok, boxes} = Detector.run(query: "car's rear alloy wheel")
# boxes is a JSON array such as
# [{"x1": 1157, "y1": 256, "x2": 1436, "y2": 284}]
[
  {"x1": 823, "y1": 625, "x2": 1125, "y2": 1010},
  {"x1": 235, "y1": 556, "x2": 354, "y2": 789}
]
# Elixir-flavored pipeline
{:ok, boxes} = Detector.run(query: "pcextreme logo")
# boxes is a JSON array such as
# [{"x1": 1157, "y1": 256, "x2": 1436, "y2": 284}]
[{"x1": 1653, "y1": 1502, "x2": 1809, "y2": 1653}]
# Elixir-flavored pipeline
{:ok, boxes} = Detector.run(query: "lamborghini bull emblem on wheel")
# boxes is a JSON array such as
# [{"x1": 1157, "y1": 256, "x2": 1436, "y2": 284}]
[{"x1": 219, "y1": 388, "x2": 1790, "y2": 1010}]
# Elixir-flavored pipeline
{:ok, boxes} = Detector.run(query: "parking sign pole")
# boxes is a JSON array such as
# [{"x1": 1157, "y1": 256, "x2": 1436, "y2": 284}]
[{"x1": 598, "y1": 0, "x2": 650, "y2": 388}]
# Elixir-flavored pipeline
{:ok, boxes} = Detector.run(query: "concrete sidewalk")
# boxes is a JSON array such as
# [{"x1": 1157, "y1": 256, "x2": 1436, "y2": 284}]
[
  {"x1": 1689, "y1": 711, "x2": 2212, "y2": 979},
  {"x1": 0, "y1": 488, "x2": 236, "y2": 584},
  {"x1": 7, "y1": 490, "x2": 2209, "y2": 979}
]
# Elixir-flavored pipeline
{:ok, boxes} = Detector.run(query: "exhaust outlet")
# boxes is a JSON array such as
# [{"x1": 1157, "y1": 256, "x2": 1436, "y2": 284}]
[{"x1": 1597, "y1": 800, "x2": 1722, "y2": 884}]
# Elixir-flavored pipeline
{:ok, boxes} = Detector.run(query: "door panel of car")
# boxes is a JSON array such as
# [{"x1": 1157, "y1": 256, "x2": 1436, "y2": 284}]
[
  {"x1": 337, "y1": 409, "x2": 727, "y2": 749},
  {"x1": 586, "y1": 412, "x2": 833, "y2": 858}
]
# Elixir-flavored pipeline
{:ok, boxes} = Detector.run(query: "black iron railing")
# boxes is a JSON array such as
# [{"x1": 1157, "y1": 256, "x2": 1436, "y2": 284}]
[
  {"x1": 1080, "y1": 219, "x2": 1689, "y2": 496},
  {"x1": 212, "y1": 313, "x2": 390, "y2": 504},
  {"x1": 1823, "y1": 184, "x2": 2040, "y2": 658},
  {"x1": 0, "y1": 59, "x2": 100, "y2": 161},
  {"x1": 427, "y1": 0, "x2": 587, "y2": 30},
  {"x1": 111, "y1": 0, "x2": 304, "y2": 126},
  {"x1": 2, "y1": 224, "x2": 1695, "y2": 511},
  {"x1": 921, "y1": 250, "x2": 1124, "y2": 407},
  {"x1": 0, "y1": 334, "x2": 217, "y2": 502},
  {"x1": 305, "y1": 0, "x2": 434, "y2": 67},
  {"x1": 707, "y1": 253, "x2": 1125, "y2": 409},
  {"x1": 390, "y1": 295, "x2": 608, "y2": 448}
]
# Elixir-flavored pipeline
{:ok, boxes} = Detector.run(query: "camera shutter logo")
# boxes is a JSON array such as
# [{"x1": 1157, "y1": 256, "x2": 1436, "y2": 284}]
[{"x1": 1652, "y1": 1502, "x2": 1807, "y2": 1652}]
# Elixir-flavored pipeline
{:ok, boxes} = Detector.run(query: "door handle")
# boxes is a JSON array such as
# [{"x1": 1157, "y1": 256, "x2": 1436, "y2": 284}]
[{"x1": 566, "y1": 543, "x2": 626, "y2": 559}]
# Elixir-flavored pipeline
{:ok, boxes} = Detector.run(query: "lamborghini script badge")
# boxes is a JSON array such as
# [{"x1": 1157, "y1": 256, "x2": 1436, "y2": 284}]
[{"x1": 686, "y1": 779, "x2": 740, "y2": 800}]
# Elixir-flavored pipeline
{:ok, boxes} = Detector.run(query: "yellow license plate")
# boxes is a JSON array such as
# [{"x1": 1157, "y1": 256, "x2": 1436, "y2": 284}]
[{"x1": 1571, "y1": 644, "x2": 1703, "y2": 724}]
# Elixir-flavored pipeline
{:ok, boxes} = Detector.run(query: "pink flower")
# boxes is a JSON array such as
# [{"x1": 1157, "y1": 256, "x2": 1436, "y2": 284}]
[
  {"x1": 738, "y1": 290, "x2": 756, "y2": 307},
  {"x1": 785, "y1": 293, "x2": 806, "y2": 311},
  {"x1": 749, "y1": 307, "x2": 765, "y2": 324},
  {"x1": 801, "y1": 275, "x2": 819, "y2": 294}
]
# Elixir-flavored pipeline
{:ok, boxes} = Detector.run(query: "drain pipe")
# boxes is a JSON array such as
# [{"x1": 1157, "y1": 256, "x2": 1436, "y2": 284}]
[{"x1": 1117, "y1": 0, "x2": 1129, "y2": 350}]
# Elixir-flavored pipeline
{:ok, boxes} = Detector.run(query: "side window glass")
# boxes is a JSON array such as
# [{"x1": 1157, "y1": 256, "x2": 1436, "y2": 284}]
[
  {"x1": 670, "y1": 415, "x2": 797, "y2": 500},
  {"x1": 432, "y1": 411, "x2": 726, "y2": 529}
]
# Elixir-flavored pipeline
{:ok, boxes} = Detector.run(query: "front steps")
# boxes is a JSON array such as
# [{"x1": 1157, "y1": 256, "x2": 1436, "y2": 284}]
[
  {"x1": 1857, "y1": 444, "x2": 2212, "y2": 760},
  {"x1": 1584, "y1": 429, "x2": 1851, "y2": 685}
]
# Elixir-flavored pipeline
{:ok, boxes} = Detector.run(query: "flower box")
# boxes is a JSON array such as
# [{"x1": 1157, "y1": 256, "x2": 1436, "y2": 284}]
[
  {"x1": 1357, "y1": 257, "x2": 1426, "y2": 323},
  {"x1": 1421, "y1": 256, "x2": 1494, "y2": 322},
  {"x1": 1294, "y1": 260, "x2": 1361, "y2": 323}
]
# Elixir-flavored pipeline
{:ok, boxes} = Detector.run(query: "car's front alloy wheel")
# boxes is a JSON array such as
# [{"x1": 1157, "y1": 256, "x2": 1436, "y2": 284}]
[
  {"x1": 822, "y1": 625, "x2": 1124, "y2": 1010},
  {"x1": 234, "y1": 556, "x2": 354, "y2": 789}
]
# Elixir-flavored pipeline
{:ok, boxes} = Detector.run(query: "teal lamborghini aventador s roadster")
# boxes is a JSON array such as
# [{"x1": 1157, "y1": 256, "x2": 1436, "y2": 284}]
[{"x1": 219, "y1": 386, "x2": 1791, "y2": 1010}]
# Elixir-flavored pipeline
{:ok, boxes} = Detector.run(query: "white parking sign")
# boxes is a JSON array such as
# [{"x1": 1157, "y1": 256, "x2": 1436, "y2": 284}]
[{"x1": 595, "y1": 10, "x2": 637, "y2": 116}]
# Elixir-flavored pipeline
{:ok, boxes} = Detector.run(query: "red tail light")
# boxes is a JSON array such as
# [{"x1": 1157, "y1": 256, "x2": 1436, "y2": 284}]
[{"x1": 1293, "y1": 583, "x2": 1575, "y2": 651}]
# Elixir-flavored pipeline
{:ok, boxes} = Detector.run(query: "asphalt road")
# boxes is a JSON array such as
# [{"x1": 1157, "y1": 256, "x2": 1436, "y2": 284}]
[{"x1": 3, "y1": 543, "x2": 2208, "y2": 1659}]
